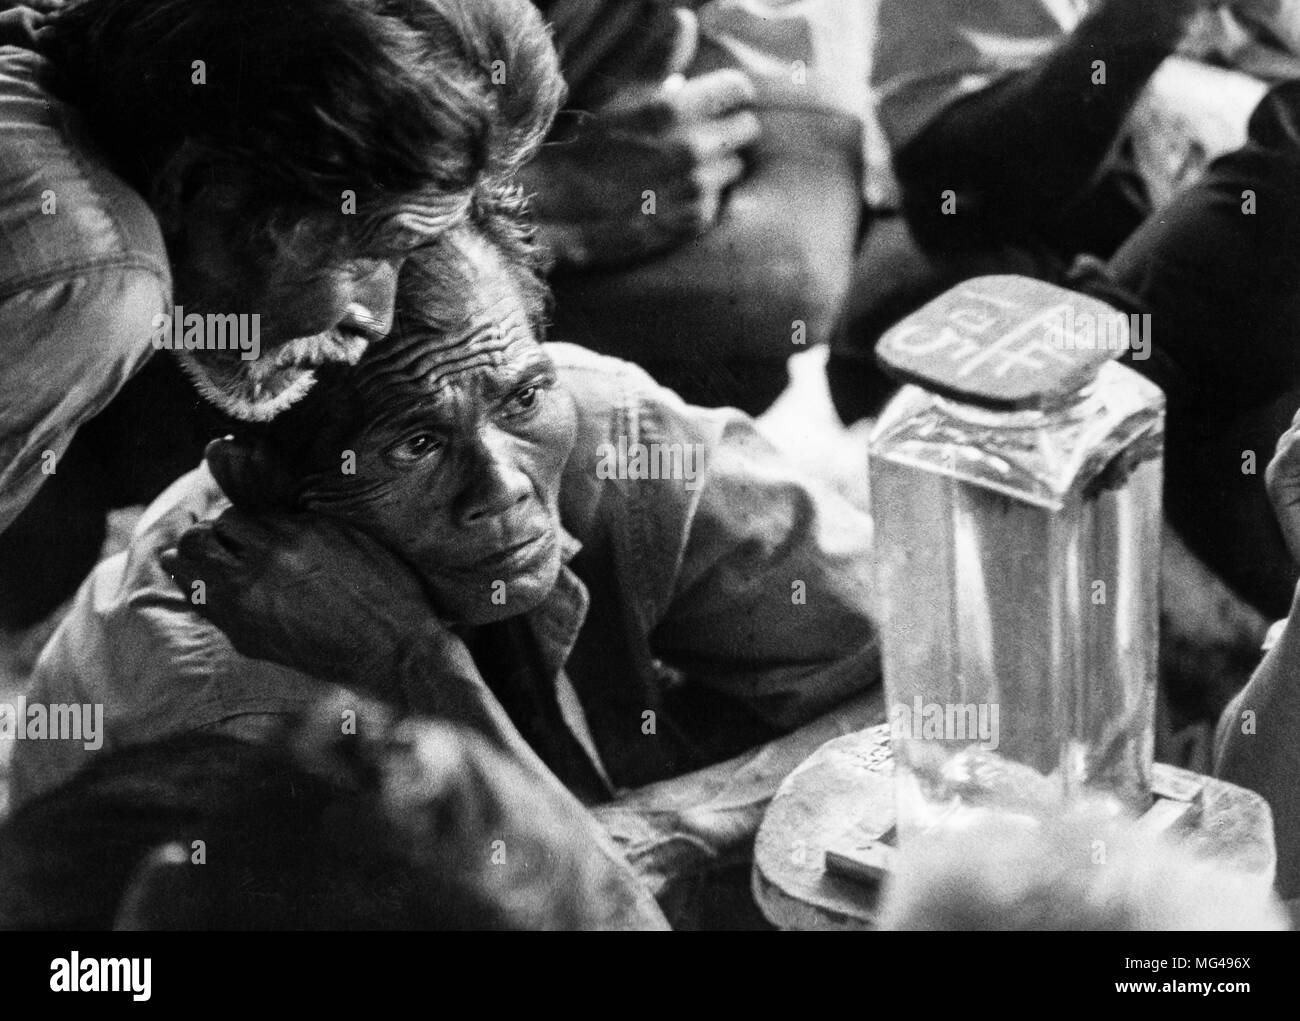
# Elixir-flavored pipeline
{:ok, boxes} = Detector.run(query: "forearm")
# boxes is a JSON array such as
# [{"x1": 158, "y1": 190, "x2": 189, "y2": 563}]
[
  {"x1": 592, "y1": 690, "x2": 880, "y2": 894},
  {"x1": 390, "y1": 632, "x2": 510, "y2": 741},
  {"x1": 548, "y1": 105, "x2": 860, "y2": 359},
  {"x1": 896, "y1": 0, "x2": 1191, "y2": 223},
  {"x1": 1215, "y1": 582, "x2": 1300, "y2": 898}
]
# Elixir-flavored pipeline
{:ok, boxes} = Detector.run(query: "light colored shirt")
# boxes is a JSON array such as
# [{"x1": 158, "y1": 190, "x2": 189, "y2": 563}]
[
  {"x1": 694, "y1": 0, "x2": 896, "y2": 205},
  {"x1": 12, "y1": 344, "x2": 881, "y2": 819},
  {"x1": 0, "y1": 8, "x2": 170, "y2": 532}
]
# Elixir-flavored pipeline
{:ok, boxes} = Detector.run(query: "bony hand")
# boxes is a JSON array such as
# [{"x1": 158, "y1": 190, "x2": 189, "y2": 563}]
[
  {"x1": 1266, "y1": 407, "x2": 1300, "y2": 564},
  {"x1": 159, "y1": 508, "x2": 438, "y2": 691},
  {"x1": 527, "y1": 68, "x2": 760, "y2": 268}
]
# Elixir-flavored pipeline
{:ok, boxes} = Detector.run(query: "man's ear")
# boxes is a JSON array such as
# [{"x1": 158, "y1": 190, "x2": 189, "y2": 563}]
[
  {"x1": 113, "y1": 843, "x2": 211, "y2": 931},
  {"x1": 206, "y1": 436, "x2": 301, "y2": 511}
]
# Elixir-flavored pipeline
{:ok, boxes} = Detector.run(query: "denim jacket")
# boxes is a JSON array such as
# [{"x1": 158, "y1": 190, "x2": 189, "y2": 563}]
[{"x1": 13, "y1": 343, "x2": 882, "y2": 904}]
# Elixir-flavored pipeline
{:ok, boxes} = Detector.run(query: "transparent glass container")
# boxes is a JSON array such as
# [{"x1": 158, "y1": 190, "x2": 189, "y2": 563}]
[{"x1": 869, "y1": 361, "x2": 1165, "y2": 840}]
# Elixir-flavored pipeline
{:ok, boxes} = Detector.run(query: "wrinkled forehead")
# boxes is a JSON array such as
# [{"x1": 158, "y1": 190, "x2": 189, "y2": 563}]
[
  {"x1": 269, "y1": 229, "x2": 550, "y2": 463},
  {"x1": 350, "y1": 189, "x2": 476, "y2": 254},
  {"x1": 353, "y1": 230, "x2": 545, "y2": 405}
]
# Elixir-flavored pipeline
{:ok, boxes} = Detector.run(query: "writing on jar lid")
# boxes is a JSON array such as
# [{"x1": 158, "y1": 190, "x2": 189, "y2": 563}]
[{"x1": 877, "y1": 276, "x2": 1134, "y2": 410}]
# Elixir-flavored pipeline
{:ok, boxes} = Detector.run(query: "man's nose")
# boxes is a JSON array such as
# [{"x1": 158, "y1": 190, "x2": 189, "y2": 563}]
[
  {"x1": 456, "y1": 436, "x2": 532, "y2": 527},
  {"x1": 340, "y1": 261, "x2": 399, "y2": 341}
]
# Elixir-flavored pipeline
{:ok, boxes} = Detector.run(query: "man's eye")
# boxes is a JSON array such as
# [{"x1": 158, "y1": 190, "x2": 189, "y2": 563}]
[
  {"x1": 504, "y1": 385, "x2": 543, "y2": 418},
  {"x1": 390, "y1": 433, "x2": 443, "y2": 463}
]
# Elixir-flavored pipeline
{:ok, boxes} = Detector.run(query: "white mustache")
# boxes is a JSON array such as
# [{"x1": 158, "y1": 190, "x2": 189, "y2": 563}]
[
  {"x1": 173, "y1": 348, "x2": 318, "y2": 423},
  {"x1": 268, "y1": 332, "x2": 372, "y2": 371}
]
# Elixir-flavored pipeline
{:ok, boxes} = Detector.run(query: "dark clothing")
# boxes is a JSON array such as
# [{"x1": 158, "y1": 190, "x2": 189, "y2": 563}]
[
  {"x1": 892, "y1": 2, "x2": 1166, "y2": 257},
  {"x1": 828, "y1": 0, "x2": 1186, "y2": 420},
  {"x1": 1103, "y1": 81, "x2": 1300, "y2": 615},
  {"x1": 535, "y1": 0, "x2": 867, "y2": 416},
  {"x1": 831, "y1": 80, "x2": 1300, "y2": 617},
  {"x1": 828, "y1": 0, "x2": 1170, "y2": 423}
]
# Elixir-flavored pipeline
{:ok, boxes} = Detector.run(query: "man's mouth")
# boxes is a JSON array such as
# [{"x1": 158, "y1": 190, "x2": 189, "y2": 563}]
[{"x1": 467, "y1": 532, "x2": 553, "y2": 572}]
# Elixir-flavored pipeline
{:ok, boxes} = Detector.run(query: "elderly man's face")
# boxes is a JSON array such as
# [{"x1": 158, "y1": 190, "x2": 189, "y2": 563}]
[
  {"x1": 167, "y1": 188, "x2": 459, "y2": 422},
  {"x1": 291, "y1": 233, "x2": 577, "y2": 626}
]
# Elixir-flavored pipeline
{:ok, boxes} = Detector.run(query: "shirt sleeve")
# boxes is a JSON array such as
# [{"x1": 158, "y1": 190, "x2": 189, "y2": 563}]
[
  {"x1": 872, "y1": 0, "x2": 1078, "y2": 150},
  {"x1": 648, "y1": 404, "x2": 881, "y2": 730},
  {"x1": 7, "y1": 466, "x2": 326, "y2": 807},
  {"x1": 0, "y1": 43, "x2": 172, "y2": 532},
  {"x1": 0, "y1": 263, "x2": 167, "y2": 533},
  {"x1": 695, "y1": 0, "x2": 890, "y2": 202}
]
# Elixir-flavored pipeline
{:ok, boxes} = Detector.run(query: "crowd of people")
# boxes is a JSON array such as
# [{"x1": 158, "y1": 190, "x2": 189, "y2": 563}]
[{"x1": 3, "y1": 0, "x2": 1300, "y2": 929}]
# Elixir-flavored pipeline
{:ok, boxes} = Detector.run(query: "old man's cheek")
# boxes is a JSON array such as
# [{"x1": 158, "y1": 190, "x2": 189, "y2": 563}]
[
  {"x1": 524, "y1": 430, "x2": 577, "y2": 504},
  {"x1": 518, "y1": 388, "x2": 578, "y2": 470},
  {"x1": 299, "y1": 476, "x2": 413, "y2": 531}
]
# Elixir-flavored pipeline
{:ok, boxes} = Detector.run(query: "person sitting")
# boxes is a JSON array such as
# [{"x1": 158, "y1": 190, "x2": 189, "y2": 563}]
[
  {"x1": 10, "y1": 226, "x2": 881, "y2": 924},
  {"x1": 828, "y1": 0, "x2": 1290, "y2": 423},
  {"x1": 525, "y1": 0, "x2": 871, "y2": 415},
  {"x1": 0, "y1": 0, "x2": 562, "y2": 628},
  {"x1": 1215, "y1": 403, "x2": 1300, "y2": 905},
  {"x1": 0, "y1": 693, "x2": 664, "y2": 930},
  {"x1": 835, "y1": 49, "x2": 1300, "y2": 732}
]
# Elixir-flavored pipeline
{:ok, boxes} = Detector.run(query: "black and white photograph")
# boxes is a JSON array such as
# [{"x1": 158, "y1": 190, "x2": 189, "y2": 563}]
[{"x1": 0, "y1": 0, "x2": 1295, "y2": 986}]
